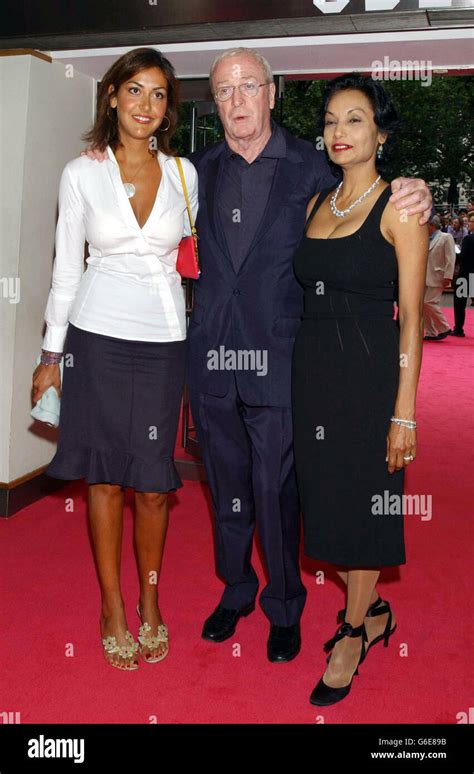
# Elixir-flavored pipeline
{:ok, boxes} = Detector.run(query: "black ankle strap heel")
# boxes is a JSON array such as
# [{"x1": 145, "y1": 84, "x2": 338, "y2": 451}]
[
  {"x1": 337, "y1": 595, "x2": 382, "y2": 623},
  {"x1": 324, "y1": 621, "x2": 368, "y2": 668},
  {"x1": 337, "y1": 596, "x2": 397, "y2": 654},
  {"x1": 365, "y1": 597, "x2": 396, "y2": 650},
  {"x1": 310, "y1": 621, "x2": 368, "y2": 707}
]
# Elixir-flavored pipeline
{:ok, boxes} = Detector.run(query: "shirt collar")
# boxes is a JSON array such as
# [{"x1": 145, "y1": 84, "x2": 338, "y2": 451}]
[
  {"x1": 224, "y1": 120, "x2": 286, "y2": 162},
  {"x1": 106, "y1": 145, "x2": 172, "y2": 165}
]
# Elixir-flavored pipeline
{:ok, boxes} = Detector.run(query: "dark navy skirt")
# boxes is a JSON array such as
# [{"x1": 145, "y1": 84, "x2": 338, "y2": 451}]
[{"x1": 46, "y1": 323, "x2": 187, "y2": 492}]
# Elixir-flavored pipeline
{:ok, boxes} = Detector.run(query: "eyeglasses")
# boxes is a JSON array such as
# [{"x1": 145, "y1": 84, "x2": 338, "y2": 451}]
[{"x1": 214, "y1": 81, "x2": 271, "y2": 102}]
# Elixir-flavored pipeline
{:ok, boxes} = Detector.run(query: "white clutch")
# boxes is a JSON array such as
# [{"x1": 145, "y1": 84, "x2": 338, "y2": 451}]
[{"x1": 30, "y1": 355, "x2": 64, "y2": 428}]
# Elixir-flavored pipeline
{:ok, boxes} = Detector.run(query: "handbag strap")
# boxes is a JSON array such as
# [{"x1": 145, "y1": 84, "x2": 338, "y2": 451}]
[{"x1": 175, "y1": 157, "x2": 197, "y2": 237}]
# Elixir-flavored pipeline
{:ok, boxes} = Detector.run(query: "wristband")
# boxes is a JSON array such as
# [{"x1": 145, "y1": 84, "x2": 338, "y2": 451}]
[{"x1": 40, "y1": 349, "x2": 63, "y2": 365}]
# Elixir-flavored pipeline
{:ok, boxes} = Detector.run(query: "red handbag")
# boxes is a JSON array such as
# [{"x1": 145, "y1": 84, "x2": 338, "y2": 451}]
[{"x1": 175, "y1": 157, "x2": 200, "y2": 280}]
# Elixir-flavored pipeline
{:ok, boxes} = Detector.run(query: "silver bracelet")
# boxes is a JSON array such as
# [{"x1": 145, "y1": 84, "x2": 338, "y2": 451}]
[
  {"x1": 41, "y1": 349, "x2": 63, "y2": 365},
  {"x1": 390, "y1": 416, "x2": 417, "y2": 430}
]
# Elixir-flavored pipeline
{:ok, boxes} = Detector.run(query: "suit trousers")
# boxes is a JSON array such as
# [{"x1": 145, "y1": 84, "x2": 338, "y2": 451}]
[
  {"x1": 189, "y1": 372, "x2": 307, "y2": 626},
  {"x1": 453, "y1": 273, "x2": 469, "y2": 333},
  {"x1": 423, "y1": 286, "x2": 451, "y2": 337}
]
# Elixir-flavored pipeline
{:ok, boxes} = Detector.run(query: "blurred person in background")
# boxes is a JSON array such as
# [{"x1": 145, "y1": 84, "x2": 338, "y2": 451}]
[
  {"x1": 423, "y1": 215, "x2": 456, "y2": 341},
  {"x1": 451, "y1": 212, "x2": 474, "y2": 336},
  {"x1": 448, "y1": 215, "x2": 468, "y2": 247}
]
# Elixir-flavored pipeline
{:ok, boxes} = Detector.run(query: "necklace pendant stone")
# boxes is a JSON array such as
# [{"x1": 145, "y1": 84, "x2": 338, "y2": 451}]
[{"x1": 124, "y1": 183, "x2": 136, "y2": 198}]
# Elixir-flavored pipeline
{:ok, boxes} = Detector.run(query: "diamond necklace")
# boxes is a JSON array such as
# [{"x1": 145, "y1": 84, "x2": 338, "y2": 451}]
[{"x1": 330, "y1": 175, "x2": 381, "y2": 218}]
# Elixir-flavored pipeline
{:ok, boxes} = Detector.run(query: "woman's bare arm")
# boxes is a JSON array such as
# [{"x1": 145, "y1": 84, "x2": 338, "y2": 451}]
[{"x1": 383, "y1": 203, "x2": 429, "y2": 472}]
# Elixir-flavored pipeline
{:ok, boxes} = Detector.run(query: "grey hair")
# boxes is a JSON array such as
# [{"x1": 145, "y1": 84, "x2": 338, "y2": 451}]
[
  {"x1": 209, "y1": 47, "x2": 273, "y2": 92},
  {"x1": 429, "y1": 215, "x2": 442, "y2": 229}
]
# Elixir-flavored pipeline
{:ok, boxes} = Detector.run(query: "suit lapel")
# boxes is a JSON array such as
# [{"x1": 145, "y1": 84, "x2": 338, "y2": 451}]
[
  {"x1": 429, "y1": 230, "x2": 442, "y2": 251},
  {"x1": 205, "y1": 150, "x2": 234, "y2": 271}
]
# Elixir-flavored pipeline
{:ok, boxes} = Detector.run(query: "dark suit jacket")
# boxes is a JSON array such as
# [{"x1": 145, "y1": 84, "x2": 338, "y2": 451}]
[
  {"x1": 186, "y1": 126, "x2": 339, "y2": 407},
  {"x1": 459, "y1": 232, "x2": 474, "y2": 277}
]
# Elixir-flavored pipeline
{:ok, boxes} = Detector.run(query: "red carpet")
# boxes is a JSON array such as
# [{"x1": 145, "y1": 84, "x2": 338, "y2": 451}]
[{"x1": 1, "y1": 307, "x2": 472, "y2": 724}]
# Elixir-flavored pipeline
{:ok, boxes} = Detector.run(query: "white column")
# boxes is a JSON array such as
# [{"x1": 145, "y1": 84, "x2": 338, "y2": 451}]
[{"x1": 0, "y1": 53, "x2": 95, "y2": 484}]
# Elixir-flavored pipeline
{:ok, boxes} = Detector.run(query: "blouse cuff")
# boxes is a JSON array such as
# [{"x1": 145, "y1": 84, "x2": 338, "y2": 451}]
[{"x1": 42, "y1": 323, "x2": 68, "y2": 355}]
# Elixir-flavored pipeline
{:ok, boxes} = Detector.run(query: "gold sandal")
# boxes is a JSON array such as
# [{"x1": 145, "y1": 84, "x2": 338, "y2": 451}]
[
  {"x1": 102, "y1": 630, "x2": 140, "y2": 671},
  {"x1": 136, "y1": 603, "x2": 169, "y2": 663}
]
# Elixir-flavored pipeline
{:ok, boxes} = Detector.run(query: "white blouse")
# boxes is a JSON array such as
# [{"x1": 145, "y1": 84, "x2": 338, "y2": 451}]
[{"x1": 42, "y1": 146, "x2": 198, "y2": 352}]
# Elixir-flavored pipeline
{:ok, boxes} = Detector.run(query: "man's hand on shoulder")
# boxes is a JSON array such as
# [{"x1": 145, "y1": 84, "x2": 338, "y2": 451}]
[
  {"x1": 80, "y1": 147, "x2": 108, "y2": 162},
  {"x1": 389, "y1": 177, "x2": 432, "y2": 226}
]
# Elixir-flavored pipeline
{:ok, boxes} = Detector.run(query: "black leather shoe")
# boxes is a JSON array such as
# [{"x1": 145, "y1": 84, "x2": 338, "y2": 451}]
[
  {"x1": 435, "y1": 330, "x2": 450, "y2": 340},
  {"x1": 267, "y1": 623, "x2": 301, "y2": 663},
  {"x1": 201, "y1": 602, "x2": 255, "y2": 642}
]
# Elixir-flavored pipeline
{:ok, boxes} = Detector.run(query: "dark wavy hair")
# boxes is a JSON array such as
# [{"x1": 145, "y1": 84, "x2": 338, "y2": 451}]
[
  {"x1": 83, "y1": 48, "x2": 180, "y2": 155},
  {"x1": 318, "y1": 72, "x2": 401, "y2": 173}
]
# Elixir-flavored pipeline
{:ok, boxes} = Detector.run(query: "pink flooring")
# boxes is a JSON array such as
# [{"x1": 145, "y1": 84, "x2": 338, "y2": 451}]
[{"x1": 1, "y1": 307, "x2": 472, "y2": 724}]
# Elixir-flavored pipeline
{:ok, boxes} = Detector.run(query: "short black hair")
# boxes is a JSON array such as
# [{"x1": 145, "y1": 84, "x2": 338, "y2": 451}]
[{"x1": 319, "y1": 72, "x2": 401, "y2": 173}]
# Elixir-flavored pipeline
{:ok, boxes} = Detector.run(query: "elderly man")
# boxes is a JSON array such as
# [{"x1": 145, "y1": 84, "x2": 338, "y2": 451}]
[
  {"x1": 423, "y1": 215, "x2": 456, "y2": 341},
  {"x1": 187, "y1": 47, "x2": 432, "y2": 662}
]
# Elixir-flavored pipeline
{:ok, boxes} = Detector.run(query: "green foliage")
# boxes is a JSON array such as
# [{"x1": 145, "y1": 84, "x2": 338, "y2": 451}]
[
  {"x1": 173, "y1": 76, "x2": 473, "y2": 203},
  {"x1": 280, "y1": 76, "x2": 473, "y2": 203},
  {"x1": 173, "y1": 102, "x2": 224, "y2": 156},
  {"x1": 276, "y1": 79, "x2": 327, "y2": 144}
]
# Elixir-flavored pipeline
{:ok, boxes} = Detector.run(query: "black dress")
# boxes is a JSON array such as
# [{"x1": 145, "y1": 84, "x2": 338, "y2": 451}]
[{"x1": 291, "y1": 185, "x2": 405, "y2": 567}]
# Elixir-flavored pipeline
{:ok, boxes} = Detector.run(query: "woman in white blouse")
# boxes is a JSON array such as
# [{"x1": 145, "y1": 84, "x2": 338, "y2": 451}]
[{"x1": 32, "y1": 48, "x2": 198, "y2": 671}]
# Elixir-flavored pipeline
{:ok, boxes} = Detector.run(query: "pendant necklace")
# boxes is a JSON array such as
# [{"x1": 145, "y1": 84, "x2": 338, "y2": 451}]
[
  {"x1": 330, "y1": 176, "x2": 381, "y2": 218},
  {"x1": 117, "y1": 151, "x2": 154, "y2": 198}
]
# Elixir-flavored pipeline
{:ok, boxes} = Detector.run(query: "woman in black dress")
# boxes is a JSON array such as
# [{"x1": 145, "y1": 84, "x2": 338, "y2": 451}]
[{"x1": 292, "y1": 74, "x2": 428, "y2": 705}]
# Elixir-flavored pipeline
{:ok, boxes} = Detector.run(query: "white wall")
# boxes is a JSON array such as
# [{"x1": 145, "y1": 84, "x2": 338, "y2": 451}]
[{"x1": 0, "y1": 54, "x2": 96, "y2": 483}]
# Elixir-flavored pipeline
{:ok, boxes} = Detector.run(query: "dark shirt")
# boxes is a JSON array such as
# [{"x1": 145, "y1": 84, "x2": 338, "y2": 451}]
[{"x1": 217, "y1": 120, "x2": 286, "y2": 272}]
